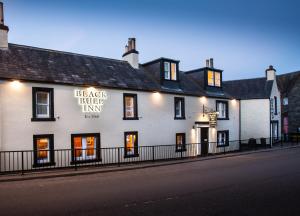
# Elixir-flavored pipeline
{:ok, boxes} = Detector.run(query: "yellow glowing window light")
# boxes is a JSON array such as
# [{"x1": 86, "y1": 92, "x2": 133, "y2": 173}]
[
  {"x1": 74, "y1": 137, "x2": 83, "y2": 157},
  {"x1": 86, "y1": 136, "x2": 95, "y2": 156},
  {"x1": 171, "y1": 63, "x2": 177, "y2": 80},
  {"x1": 37, "y1": 138, "x2": 49, "y2": 160},
  {"x1": 126, "y1": 134, "x2": 136, "y2": 154},
  {"x1": 207, "y1": 71, "x2": 215, "y2": 86},
  {"x1": 215, "y1": 72, "x2": 221, "y2": 87}
]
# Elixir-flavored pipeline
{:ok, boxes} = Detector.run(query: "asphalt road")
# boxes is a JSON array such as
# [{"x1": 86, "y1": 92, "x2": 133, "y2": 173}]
[{"x1": 1, "y1": 148, "x2": 300, "y2": 216}]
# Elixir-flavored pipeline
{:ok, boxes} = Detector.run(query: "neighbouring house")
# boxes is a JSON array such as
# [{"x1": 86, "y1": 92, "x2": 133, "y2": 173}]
[
  {"x1": 277, "y1": 71, "x2": 300, "y2": 135},
  {"x1": 223, "y1": 66, "x2": 282, "y2": 143}
]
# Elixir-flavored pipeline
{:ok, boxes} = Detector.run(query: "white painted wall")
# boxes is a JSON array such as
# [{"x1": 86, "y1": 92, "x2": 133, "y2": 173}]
[
  {"x1": 269, "y1": 79, "x2": 282, "y2": 138},
  {"x1": 240, "y1": 99, "x2": 270, "y2": 140},
  {"x1": 0, "y1": 81, "x2": 240, "y2": 154}
]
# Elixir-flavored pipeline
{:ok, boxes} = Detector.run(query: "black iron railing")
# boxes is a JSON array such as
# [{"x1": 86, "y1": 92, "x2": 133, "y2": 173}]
[{"x1": 0, "y1": 136, "x2": 298, "y2": 175}]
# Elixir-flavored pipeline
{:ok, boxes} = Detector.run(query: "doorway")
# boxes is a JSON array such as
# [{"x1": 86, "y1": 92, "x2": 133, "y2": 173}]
[{"x1": 201, "y1": 127, "x2": 209, "y2": 156}]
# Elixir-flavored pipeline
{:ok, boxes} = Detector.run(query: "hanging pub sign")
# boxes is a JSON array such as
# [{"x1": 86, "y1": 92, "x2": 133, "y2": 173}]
[
  {"x1": 74, "y1": 88, "x2": 108, "y2": 113},
  {"x1": 208, "y1": 112, "x2": 218, "y2": 128}
]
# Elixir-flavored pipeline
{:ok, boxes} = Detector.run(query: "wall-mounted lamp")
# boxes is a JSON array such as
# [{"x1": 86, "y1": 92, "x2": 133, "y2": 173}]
[{"x1": 10, "y1": 80, "x2": 22, "y2": 90}]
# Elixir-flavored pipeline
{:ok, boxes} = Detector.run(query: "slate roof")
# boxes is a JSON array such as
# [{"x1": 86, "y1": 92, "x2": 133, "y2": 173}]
[
  {"x1": 223, "y1": 77, "x2": 274, "y2": 100},
  {"x1": 0, "y1": 43, "x2": 232, "y2": 99},
  {"x1": 277, "y1": 71, "x2": 300, "y2": 96}
]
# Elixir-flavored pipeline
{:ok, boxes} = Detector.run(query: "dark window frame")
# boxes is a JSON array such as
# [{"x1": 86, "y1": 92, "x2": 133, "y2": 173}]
[
  {"x1": 33, "y1": 134, "x2": 55, "y2": 167},
  {"x1": 216, "y1": 100, "x2": 229, "y2": 120},
  {"x1": 174, "y1": 97, "x2": 186, "y2": 120},
  {"x1": 31, "y1": 87, "x2": 55, "y2": 122},
  {"x1": 123, "y1": 93, "x2": 139, "y2": 120},
  {"x1": 124, "y1": 131, "x2": 139, "y2": 158},
  {"x1": 71, "y1": 133, "x2": 101, "y2": 164},
  {"x1": 205, "y1": 70, "x2": 223, "y2": 88},
  {"x1": 217, "y1": 130, "x2": 229, "y2": 147},
  {"x1": 162, "y1": 61, "x2": 179, "y2": 82},
  {"x1": 176, "y1": 133, "x2": 186, "y2": 152}
]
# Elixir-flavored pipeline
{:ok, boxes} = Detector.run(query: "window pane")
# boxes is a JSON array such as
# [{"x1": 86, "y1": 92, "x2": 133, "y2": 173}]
[
  {"x1": 74, "y1": 136, "x2": 97, "y2": 160},
  {"x1": 171, "y1": 63, "x2": 177, "y2": 81},
  {"x1": 164, "y1": 62, "x2": 170, "y2": 80},
  {"x1": 125, "y1": 96, "x2": 135, "y2": 118},
  {"x1": 126, "y1": 134, "x2": 136, "y2": 155},
  {"x1": 37, "y1": 92, "x2": 49, "y2": 104},
  {"x1": 217, "y1": 102, "x2": 227, "y2": 118},
  {"x1": 207, "y1": 71, "x2": 214, "y2": 86},
  {"x1": 37, "y1": 138, "x2": 50, "y2": 163},
  {"x1": 175, "y1": 100, "x2": 182, "y2": 118},
  {"x1": 36, "y1": 92, "x2": 49, "y2": 117},
  {"x1": 215, "y1": 72, "x2": 221, "y2": 87}
]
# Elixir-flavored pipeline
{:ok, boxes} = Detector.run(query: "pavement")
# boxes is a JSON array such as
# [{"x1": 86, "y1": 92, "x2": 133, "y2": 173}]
[{"x1": 0, "y1": 146, "x2": 300, "y2": 215}]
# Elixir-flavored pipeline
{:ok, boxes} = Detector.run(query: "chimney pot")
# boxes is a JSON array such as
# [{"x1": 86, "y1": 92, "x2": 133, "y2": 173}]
[
  {"x1": 0, "y1": 2, "x2": 8, "y2": 49},
  {"x1": 122, "y1": 38, "x2": 139, "y2": 69},
  {"x1": 206, "y1": 59, "x2": 210, "y2": 67}
]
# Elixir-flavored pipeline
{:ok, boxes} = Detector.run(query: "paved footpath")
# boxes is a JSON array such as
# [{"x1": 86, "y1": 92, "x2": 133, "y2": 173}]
[{"x1": 0, "y1": 147, "x2": 300, "y2": 216}]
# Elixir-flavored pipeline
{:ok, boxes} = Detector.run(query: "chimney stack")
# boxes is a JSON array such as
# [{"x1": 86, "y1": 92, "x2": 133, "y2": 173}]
[
  {"x1": 0, "y1": 2, "x2": 9, "y2": 49},
  {"x1": 122, "y1": 38, "x2": 139, "y2": 69},
  {"x1": 206, "y1": 59, "x2": 210, "y2": 67},
  {"x1": 265, "y1": 65, "x2": 276, "y2": 81},
  {"x1": 209, "y1": 58, "x2": 214, "y2": 68}
]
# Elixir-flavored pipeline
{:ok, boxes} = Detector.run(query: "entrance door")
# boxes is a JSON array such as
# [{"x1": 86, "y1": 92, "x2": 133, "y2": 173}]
[
  {"x1": 201, "y1": 128, "x2": 209, "y2": 156},
  {"x1": 271, "y1": 121, "x2": 279, "y2": 142}
]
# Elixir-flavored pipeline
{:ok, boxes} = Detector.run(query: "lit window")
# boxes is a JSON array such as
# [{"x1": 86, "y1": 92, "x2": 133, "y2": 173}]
[
  {"x1": 32, "y1": 87, "x2": 54, "y2": 121},
  {"x1": 123, "y1": 93, "x2": 138, "y2": 120},
  {"x1": 176, "y1": 133, "x2": 186, "y2": 152},
  {"x1": 33, "y1": 134, "x2": 54, "y2": 167},
  {"x1": 124, "y1": 132, "x2": 138, "y2": 157},
  {"x1": 72, "y1": 133, "x2": 100, "y2": 162},
  {"x1": 174, "y1": 97, "x2": 185, "y2": 119},
  {"x1": 216, "y1": 100, "x2": 228, "y2": 119},
  {"x1": 171, "y1": 63, "x2": 177, "y2": 81},
  {"x1": 164, "y1": 61, "x2": 178, "y2": 81},
  {"x1": 215, "y1": 72, "x2": 221, "y2": 87},
  {"x1": 217, "y1": 131, "x2": 229, "y2": 147},
  {"x1": 207, "y1": 71, "x2": 215, "y2": 86},
  {"x1": 164, "y1": 62, "x2": 170, "y2": 80},
  {"x1": 207, "y1": 71, "x2": 221, "y2": 87}
]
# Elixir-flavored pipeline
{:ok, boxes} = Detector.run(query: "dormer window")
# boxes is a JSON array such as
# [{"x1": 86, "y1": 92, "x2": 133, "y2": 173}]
[
  {"x1": 207, "y1": 70, "x2": 221, "y2": 87},
  {"x1": 164, "y1": 61, "x2": 177, "y2": 81}
]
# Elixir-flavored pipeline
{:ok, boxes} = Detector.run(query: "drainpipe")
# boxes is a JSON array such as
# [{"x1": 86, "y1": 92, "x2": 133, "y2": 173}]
[{"x1": 238, "y1": 99, "x2": 241, "y2": 149}]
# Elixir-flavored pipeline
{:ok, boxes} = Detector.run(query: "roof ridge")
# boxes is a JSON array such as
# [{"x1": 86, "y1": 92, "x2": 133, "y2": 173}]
[
  {"x1": 278, "y1": 70, "x2": 300, "y2": 77},
  {"x1": 224, "y1": 76, "x2": 266, "y2": 82},
  {"x1": 8, "y1": 43, "x2": 127, "y2": 63}
]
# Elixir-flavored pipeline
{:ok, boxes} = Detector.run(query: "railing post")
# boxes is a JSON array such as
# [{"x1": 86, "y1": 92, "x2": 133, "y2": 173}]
[
  {"x1": 21, "y1": 151, "x2": 24, "y2": 175},
  {"x1": 180, "y1": 148, "x2": 183, "y2": 159},
  {"x1": 297, "y1": 134, "x2": 299, "y2": 145},
  {"x1": 117, "y1": 147, "x2": 120, "y2": 167},
  {"x1": 74, "y1": 149, "x2": 77, "y2": 171},
  {"x1": 152, "y1": 146, "x2": 155, "y2": 162},
  {"x1": 281, "y1": 136, "x2": 283, "y2": 147}
]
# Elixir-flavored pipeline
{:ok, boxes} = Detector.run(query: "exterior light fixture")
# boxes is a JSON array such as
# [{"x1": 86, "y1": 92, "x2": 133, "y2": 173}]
[{"x1": 10, "y1": 80, "x2": 22, "y2": 90}]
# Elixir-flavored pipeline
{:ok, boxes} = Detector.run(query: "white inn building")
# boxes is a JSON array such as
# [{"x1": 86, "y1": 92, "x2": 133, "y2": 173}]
[{"x1": 0, "y1": 3, "x2": 281, "y2": 169}]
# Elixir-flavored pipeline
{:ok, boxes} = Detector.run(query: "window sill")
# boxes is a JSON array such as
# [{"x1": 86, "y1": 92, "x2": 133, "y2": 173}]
[
  {"x1": 217, "y1": 118, "x2": 229, "y2": 120},
  {"x1": 31, "y1": 117, "x2": 56, "y2": 122},
  {"x1": 123, "y1": 117, "x2": 139, "y2": 120},
  {"x1": 174, "y1": 117, "x2": 186, "y2": 120},
  {"x1": 124, "y1": 154, "x2": 139, "y2": 158},
  {"x1": 33, "y1": 162, "x2": 56, "y2": 168},
  {"x1": 70, "y1": 158, "x2": 102, "y2": 165}
]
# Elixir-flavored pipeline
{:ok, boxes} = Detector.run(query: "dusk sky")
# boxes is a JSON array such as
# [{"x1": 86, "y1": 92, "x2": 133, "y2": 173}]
[{"x1": 3, "y1": 0, "x2": 300, "y2": 80}]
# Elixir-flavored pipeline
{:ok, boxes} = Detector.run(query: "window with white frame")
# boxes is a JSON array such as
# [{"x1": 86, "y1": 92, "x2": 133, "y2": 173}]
[
  {"x1": 176, "y1": 133, "x2": 186, "y2": 152},
  {"x1": 124, "y1": 131, "x2": 139, "y2": 158},
  {"x1": 32, "y1": 87, "x2": 54, "y2": 121},
  {"x1": 123, "y1": 93, "x2": 138, "y2": 120},
  {"x1": 164, "y1": 61, "x2": 177, "y2": 81},
  {"x1": 217, "y1": 130, "x2": 229, "y2": 147},
  {"x1": 207, "y1": 70, "x2": 221, "y2": 87},
  {"x1": 174, "y1": 97, "x2": 185, "y2": 119},
  {"x1": 216, "y1": 100, "x2": 228, "y2": 119},
  {"x1": 33, "y1": 134, "x2": 54, "y2": 167}
]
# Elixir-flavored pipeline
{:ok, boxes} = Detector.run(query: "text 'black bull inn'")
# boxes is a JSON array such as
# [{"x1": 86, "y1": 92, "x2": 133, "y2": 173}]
[{"x1": 0, "y1": 2, "x2": 298, "y2": 173}]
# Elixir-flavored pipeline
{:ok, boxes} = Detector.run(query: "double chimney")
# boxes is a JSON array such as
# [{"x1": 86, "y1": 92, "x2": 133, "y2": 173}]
[
  {"x1": 205, "y1": 58, "x2": 214, "y2": 68},
  {"x1": 0, "y1": 2, "x2": 9, "y2": 49},
  {"x1": 122, "y1": 38, "x2": 139, "y2": 69}
]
